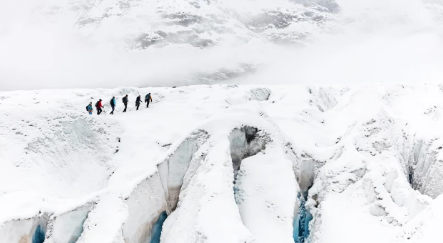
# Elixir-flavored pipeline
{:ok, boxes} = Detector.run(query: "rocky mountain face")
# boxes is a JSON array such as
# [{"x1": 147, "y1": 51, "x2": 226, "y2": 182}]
[{"x1": 36, "y1": 0, "x2": 340, "y2": 49}]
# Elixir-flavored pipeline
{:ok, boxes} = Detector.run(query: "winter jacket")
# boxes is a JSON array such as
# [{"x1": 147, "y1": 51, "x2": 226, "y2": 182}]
[
  {"x1": 96, "y1": 101, "x2": 103, "y2": 108},
  {"x1": 123, "y1": 96, "x2": 128, "y2": 104},
  {"x1": 110, "y1": 98, "x2": 116, "y2": 107},
  {"x1": 87, "y1": 104, "x2": 93, "y2": 111},
  {"x1": 145, "y1": 93, "x2": 152, "y2": 102},
  {"x1": 136, "y1": 96, "x2": 141, "y2": 105}
]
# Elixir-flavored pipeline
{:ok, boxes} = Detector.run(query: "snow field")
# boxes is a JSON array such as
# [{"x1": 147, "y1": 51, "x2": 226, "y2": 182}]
[{"x1": 1, "y1": 85, "x2": 443, "y2": 242}]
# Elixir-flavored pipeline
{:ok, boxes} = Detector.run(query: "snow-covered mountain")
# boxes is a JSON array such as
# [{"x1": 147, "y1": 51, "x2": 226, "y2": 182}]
[
  {"x1": 33, "y1": 0, "x2": 339, "y2": 48},
  {"x1": 2, "y1": 0, "x2": 443, "y2": 90},
  {"x1": 1, "y1": 84, "x2": 443, "y2": 243}
]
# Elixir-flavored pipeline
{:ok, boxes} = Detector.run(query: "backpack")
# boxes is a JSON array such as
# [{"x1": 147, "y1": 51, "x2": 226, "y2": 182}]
[
  {"x1": 95, "y1": 101, "x2": 99, "y2": 108},
  {"x1": 86, "y1": 105, "x2": 89, "y2": 111},
  {"x1": 122, "y1": 97, "x2": 125, "y2": 103},
  {"x1": 110, "y1": 99, "x2": 113, "y2": 106}
]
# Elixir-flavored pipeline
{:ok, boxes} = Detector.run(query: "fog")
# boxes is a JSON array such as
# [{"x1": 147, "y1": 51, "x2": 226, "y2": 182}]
[{"x1": 0, "y1": 0, "x2": 443, "y2": 90}]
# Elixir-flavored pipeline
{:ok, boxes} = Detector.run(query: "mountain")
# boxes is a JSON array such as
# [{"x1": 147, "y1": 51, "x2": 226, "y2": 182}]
[
  {"x1": 2, "y1": 0, "x2": 443, "y2": 90},
  {"x1": 35, "y1": 0, "x2": 339, "y2": 49}
]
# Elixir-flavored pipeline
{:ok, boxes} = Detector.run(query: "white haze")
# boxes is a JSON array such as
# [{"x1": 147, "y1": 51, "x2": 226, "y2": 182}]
[
  {"x1": 0, "y1": 0, "x2": 443, "y2": 90},
  {"x1": 243, "y1": 0, "x2": 443, "y2": 85}
]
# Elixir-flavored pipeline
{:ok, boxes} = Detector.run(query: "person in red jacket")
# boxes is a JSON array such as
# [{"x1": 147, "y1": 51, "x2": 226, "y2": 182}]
[{"x1": 95, "y1": 99, "x2": 104, "y2": 115}]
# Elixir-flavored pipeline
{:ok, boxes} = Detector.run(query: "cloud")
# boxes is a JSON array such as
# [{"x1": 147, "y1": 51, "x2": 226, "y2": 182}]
[{"x1": 0, "y1": 0, "x2": 443, "y2": 90}]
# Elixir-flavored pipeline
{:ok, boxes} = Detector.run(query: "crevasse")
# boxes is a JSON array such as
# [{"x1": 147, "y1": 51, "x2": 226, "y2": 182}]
[
  {"x1": 150, "y1": 211, "x2": 168, "y2": 243},
  {"x1": 32, "y1": 225, "x2": 45, "y2": 243},
  {"x1": 293, "y1": 194, "x2": 313, "y2": 243}
]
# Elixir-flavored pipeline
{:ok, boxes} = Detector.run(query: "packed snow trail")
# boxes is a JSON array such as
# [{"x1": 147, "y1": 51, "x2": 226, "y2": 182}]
[{"x1": 1, "y1": 85, "x2": 443, "y2": 243}]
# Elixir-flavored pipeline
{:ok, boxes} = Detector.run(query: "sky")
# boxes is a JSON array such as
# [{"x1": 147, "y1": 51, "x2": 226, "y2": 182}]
[{"x1": 0, "y1": 0, "x2": 443, "y2": 90}]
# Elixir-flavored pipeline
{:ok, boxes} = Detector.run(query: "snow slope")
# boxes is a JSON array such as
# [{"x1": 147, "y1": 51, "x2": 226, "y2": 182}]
[{"x1": 1, "y1": 84, "x2": 443, "y2": 242}]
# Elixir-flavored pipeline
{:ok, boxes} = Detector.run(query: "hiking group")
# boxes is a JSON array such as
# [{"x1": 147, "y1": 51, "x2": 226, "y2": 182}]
[{"x1": 86, "y1": 93, "x2": 153, "y2": 115}]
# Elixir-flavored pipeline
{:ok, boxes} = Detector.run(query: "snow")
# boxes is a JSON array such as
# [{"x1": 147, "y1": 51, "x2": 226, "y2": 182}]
[
  {"x1": 317, "y1": 192, "x2": 395, "y2": 243},
  {"x1": 235, "y1": 149, "x2": 296, "y2": 243},
  {"x1": 1, "y1": 84, "x2": 443, "y2": 242}
]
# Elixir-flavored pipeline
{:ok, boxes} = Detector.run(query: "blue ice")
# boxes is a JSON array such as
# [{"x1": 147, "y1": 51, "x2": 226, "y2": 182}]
[
  {"x1": 32, "y1": 225, "x2": 45, "y2": 243},
  {"x1": 150, "y1": 211, "x2": 168, "y2": 243},
  {"x1": 293, "y1": 194, "x2": 313, "y2": 243}
]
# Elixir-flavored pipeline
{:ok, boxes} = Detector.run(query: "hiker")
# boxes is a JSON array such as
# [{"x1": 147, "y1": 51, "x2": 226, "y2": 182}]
[
  {"x1": 110, "y1": 96, "x2": 116, "y2": 115},
  {"x1": 95, "y1": 99, "x2": 104, "y2": 115},
  {"x1": 145, "y1": 93, "x2": 153, "y2": 108},
  {"x1": 86, "y1": 102, "x2": 93, "y2": 115},
  {"x1": 135, "y1": 95, "x2": 141, "y2": 110},
  {"x1": 122, "y1": 94, "x2": 128, "y2": 112}
]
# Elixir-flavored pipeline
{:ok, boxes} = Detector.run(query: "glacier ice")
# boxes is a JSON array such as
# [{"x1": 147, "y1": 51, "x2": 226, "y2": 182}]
[
  {"x1": 121, "y1": 172, "x2": 168, "y2": 243},
  {"x1": 150, "y1": 212, "x2": 168, "y2": 243},
  {"x1": 157, "y1": 130, "x2": 209, "y2": 212},
  {"x1": 293, "y1": 195, "x2": 313, "y2": 243},
  {"x1": 2, "y1": 85, "x2": 443, "y2": 243},
  {"x1": 0, "y1": 214, "x2": 49, "y2": 243},
  {"x1": 408, "y1": 139, "x2": 443, "y2": 199},
  {"x1": 294, "y1": 159, "x2": 315, "y2": 243},
  {"x1": 32, "y1": 225, "x2": 45, "y2": 243},
  {"x1": 228, "y1": 126, "x2": 266, "y2": 176},
  {"x1": 45, "y1": 204, "x2": 92, "y2": 243}
]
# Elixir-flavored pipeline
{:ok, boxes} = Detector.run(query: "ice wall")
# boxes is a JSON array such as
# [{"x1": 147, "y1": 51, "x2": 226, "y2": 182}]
[{"x1": 0, "y1": 214, "x2": 48, "y2": 243}]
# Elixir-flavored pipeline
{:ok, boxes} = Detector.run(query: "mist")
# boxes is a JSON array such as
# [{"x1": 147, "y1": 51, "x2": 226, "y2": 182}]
[{"x1": 1, "y1": 0, "x2": 443, "y2": 90}]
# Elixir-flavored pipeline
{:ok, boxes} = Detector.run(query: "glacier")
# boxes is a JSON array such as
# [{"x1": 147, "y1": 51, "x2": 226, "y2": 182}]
[
  {"x1": 2, "y1": 0, "x2": 443, "y2": 242},
  {"x1": 0, "y1": 84, "x2": 443, "y2": 243}
]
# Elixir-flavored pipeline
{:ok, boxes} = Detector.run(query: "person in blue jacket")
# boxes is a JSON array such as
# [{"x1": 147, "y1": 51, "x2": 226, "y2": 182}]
[
  {"x1": 110, "y1": 96, "x2": 116, "y2": 114},
  {"x1": 86, "y1": 102, "x2": 93, "y2": 115}
]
